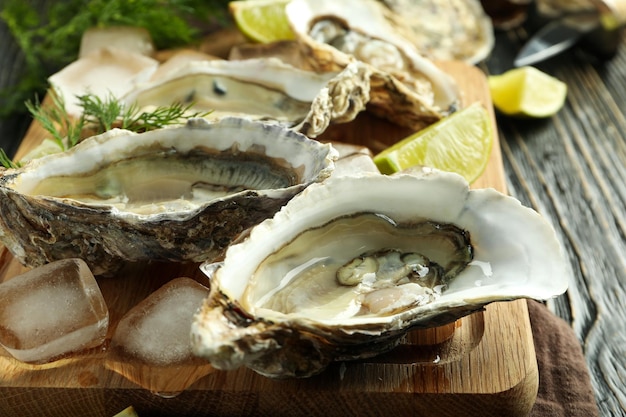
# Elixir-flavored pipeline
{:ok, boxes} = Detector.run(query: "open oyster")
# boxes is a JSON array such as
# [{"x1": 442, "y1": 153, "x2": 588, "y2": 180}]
[
  {"x1": 379, "y1": 0, "x2": 495, "y2": 63},
  {"x1": 121, "y1": 57, "x2": 371, "y2": 138},
  {"x1": 0, "y1": 118, "x2": 336, "y2": 275},
  {"x1": 191, "y1": 170, "x2": 568, "y2": 378},
  {"x1": 285, "y1": 0, "x2": 461, "y2": 130}
]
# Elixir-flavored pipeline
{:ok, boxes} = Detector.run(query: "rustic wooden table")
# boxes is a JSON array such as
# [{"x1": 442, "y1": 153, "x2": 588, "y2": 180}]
[
  {"x1": 0, "y1": 8, "x2": 624, "y2": 417},
  {"x1": 481, "y1": 29, "x2": 626, "y2": 417}
]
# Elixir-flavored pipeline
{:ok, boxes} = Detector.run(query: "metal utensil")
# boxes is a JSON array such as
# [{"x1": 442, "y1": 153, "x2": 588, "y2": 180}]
[
  {"x1": 514, "y1": 12, "x2": 599, "y2": 66},
  {"x1": 514, "y1": 0, "x2": 626, "y2": 66}
]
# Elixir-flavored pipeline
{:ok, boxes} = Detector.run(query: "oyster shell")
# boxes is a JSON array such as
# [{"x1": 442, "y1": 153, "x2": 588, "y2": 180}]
[
  {"x1": 191, "y1": 170, "x2": 568, "y2": 378},
  {"x1": 536, "y1": 0, "x2": 596, "y2": 17},
  {"x1": 121, "y1": 57, "x2": 372, "y2": 138},
  {"x1": 48, "y1": 47, "x2": 159, "y2": 117},
  {"x1": 379, "y1": 0, "x2": 495, "y2": 64},
  {"x1": 285, "y1": 0, "x2": 461, "y2": 130},
  {"x1": 79, "y1": 26, "x2": 155, "y2": 58},
  {"x1": 0, "y1": 118, "x2": 336, "y2": 276}
]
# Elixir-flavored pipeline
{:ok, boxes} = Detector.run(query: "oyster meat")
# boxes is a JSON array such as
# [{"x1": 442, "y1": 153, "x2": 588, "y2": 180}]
[
  {"x1": 191, "y1": 170, "x2": 568, "y2": 378},
  {"x1": 285, "y1": 0, "x2": 461, "y2": 130},
  {"x1": 121, "y1": 57, "x2": 372, "y2": 138},
  {"x1": 0, "y1": 118, "x2": 336, "y2": 275}
]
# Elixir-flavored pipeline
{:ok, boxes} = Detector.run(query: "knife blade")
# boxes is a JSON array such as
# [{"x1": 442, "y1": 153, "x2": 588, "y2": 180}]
[{"x1": 514, "y1": 13, "x2": 600, "y2": 67}]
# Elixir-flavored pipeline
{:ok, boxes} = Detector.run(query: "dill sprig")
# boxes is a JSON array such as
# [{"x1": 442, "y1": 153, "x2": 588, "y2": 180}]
[
  {"x1": 0, "y1": 92, "x2": 211, "y2": 168},
  {"x1": 25, "y1": 91, "x2": 85, "y2": 151},
  {"x1": 78, "y1": 94, "x2": 212, "y2": 135},
  {"x1": 120, "y1": 101, "x2": 208, "y2": 132},
  {"x1": 79, "y1": 94, "x2": 124, "y2": 133},
  {"x1": 0, "y1": 149, "x2": 21, "y2": 169},
  {"x1": 39, "y1": 92, "x2": 211, "y2": 149}
]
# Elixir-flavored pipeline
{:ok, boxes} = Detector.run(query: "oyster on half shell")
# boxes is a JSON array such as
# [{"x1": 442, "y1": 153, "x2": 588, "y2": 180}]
[
  {"x1": 285, "y1": 0, "x2": 461, "y2": 130},
  {"x1": 191, "y1": 170, "x2": 568, "y2": 378},
  {"x1": 0, "y1": 118, "x2": 336, "y2": 275},
  {"x1": 121, "y1": 57, "x2": 372, "y2": 138}
]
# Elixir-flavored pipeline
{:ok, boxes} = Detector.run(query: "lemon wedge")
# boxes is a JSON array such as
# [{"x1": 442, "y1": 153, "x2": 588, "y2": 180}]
[
  {"x1": 373, "y1": 102, "x2": 493, "y2": 184},
  {"x1": 488, "y1": 66, "x2": 567, "y2": 118},
  {"x1": 229, "y1": 0, "x2": 295, "y2": 43}
]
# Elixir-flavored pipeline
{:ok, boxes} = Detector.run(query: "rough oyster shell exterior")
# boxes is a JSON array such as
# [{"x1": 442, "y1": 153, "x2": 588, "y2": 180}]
[
  {"x1": 0, "y1": 118, "x2": 336, "y2": 275},
  {"x1": 191, "y1": 170, "x2": 568, "y2": 378}
]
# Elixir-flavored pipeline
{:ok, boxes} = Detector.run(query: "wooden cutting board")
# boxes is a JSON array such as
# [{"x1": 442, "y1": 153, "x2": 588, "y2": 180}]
[{"x1": 0, "y1": 61, "x2": 538, "y2": 417}]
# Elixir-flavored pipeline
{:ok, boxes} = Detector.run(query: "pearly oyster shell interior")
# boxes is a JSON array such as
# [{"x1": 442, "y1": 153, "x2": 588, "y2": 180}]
[
  {"x1": 191, "y1": 170, "x2": 568, "y2": 378},
  {"x1": 0, "y1": 118, "x2": 336, "y2": 275}
]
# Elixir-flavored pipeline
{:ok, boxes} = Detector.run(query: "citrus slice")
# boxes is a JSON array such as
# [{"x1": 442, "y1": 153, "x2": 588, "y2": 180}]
[
  {"x1": 373, "y1": 102, "x2": 493, "y2": 184},
  {"x1": 229, "y1": 0, "x2": 295, "y2": 43},
  {"x1": 112, "y1": 406, "x2": 139, "y2": 417},
  {"x1": 488, "y1": 66, "x2": 567, "y2": 118}
]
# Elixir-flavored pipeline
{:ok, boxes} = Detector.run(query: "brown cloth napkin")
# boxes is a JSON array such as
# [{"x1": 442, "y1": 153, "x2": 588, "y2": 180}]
[{"x1": 527, "y1": 300, "x2": 600, "y2": 416}]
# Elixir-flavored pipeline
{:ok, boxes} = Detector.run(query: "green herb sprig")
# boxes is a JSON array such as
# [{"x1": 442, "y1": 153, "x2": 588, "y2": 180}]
[
  {"x1": 0, "y1": 149, "x2": 20, "y2": 169},
  {"x1": 25, "y1": 91, "x2": 84, "y2": 151},
  {"x1": 45, "y1": 92, "x2": 211, "y2": 150},
  {"x1": 0, "y1": 91, "x2": 211, "y2": 168}
]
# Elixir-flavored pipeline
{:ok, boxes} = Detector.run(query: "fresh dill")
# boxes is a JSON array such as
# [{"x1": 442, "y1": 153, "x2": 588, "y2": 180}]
[
  {"x1": 120, "y1": 101, "x2": 210, "y2": 132},
  {"x1": 25, "y1": 91, "x2": 85, "y2": 151},
  {"x1": 0, "y1": 92, "x2": 211, "y2": 168},
  {"x1": 79, "y1": 94, "x2": 124, "y2": 134},
  {"x1": 76, "y1": 94, "x2": 212, "y2": 137},
  {"x1": 0, "y1": 149, "x2": 21, "y2": 169},
  {"x1": 47, "y1": 92, "x2": 211, "y2": 149}
]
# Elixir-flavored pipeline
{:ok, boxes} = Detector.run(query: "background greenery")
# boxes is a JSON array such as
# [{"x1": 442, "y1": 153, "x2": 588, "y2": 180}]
[{"x1": 0, "y1": 0, "x2": 231, "y2": 156}]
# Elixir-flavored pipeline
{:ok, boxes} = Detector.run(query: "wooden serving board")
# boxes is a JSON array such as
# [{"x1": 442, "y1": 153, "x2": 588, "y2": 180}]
[{"x1": 0, "y1": 62, "x2": 538, "y2": 417}]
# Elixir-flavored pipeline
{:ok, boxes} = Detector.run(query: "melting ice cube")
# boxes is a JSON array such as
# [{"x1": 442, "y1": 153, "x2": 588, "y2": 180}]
[
  {"x1": 0, "y1": 258, "x2": 109, "y2": 364},
  {"x1": 105, "y1": 277, "x2": 214, "y2": 396}
]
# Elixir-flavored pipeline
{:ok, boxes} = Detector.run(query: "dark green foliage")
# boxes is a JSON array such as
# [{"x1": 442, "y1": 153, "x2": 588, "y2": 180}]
[{"x1": 0, "y1": 0, "x2": 231, "y2": 117}]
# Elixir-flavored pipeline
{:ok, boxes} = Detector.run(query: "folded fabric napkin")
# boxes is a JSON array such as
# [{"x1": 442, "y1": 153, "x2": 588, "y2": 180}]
[{"x1": 527, "y1": 300, "x2": 600, "y2": 416}]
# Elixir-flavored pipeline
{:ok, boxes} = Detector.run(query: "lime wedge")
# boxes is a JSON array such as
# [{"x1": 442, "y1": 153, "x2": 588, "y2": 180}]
[
  {"x1": 229, "y1": 0, "x2": 295, "y2": 43},
  {"x1": 113, "y1": 406, "x2": 139, "y2": 417},
  {"x1": 488, "y1": 66, "x2": 567, "y2": 118},
  {"x1": 373, "y1": 102, "x2": 493, "y2": 184}
]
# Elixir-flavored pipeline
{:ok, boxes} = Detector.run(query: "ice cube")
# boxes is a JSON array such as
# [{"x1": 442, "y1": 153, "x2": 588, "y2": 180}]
[
  {"x1": 105, "y1": 277, "x2": 214, "y2": 396},
  {"x1": 0, "y1": 258, "x2": 109, "y2": 364}
]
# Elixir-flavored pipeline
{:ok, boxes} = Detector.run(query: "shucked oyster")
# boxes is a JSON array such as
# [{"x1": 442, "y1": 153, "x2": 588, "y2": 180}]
[
  {"x1": 0, "y1": 118, "x2": 336, "y2": 275},
  {"x1": 191, "y1": 170, "x2": 568, "y2": 378},
  {"x1": 121, "y1": 57, "x2": 371, "y2": 138},
  {"x1": 285, "y1": 0, "x2": 461, "y2": 130}
]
